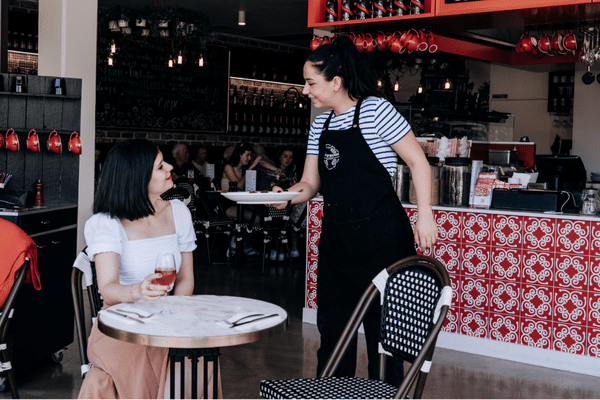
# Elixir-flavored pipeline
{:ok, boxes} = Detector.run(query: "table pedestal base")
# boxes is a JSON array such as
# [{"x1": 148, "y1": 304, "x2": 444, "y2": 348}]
[{"x1": 169, "y1": 347, "x2": 220, "y2": 399}]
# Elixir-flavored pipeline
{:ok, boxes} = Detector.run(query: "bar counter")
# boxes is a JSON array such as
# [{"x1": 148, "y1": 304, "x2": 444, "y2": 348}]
[{"x1": 304, "y1": 198, "x2": 600, "y2": 376}]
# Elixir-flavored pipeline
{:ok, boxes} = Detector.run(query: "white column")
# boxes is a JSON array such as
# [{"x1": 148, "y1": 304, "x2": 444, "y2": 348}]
[{"x1": 38, "y1": 0, "x2": 98, "y2": 253}]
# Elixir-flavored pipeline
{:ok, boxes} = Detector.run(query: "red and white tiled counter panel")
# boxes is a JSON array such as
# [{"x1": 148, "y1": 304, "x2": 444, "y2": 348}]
[{"x1": 305, "y1": 199, "x2": 600, "y2": 367}]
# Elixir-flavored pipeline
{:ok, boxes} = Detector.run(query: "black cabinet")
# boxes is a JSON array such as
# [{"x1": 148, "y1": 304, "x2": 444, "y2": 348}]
[
  {"x1": 548, "y1": 71, "x2": 574, "y2": 115},
  {"x1": 1, "y1": 206, "x2": 76, "y2": 375}
]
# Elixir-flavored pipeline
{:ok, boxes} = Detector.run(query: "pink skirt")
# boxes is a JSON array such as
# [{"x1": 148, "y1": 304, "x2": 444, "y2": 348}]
[{"x1": 78, "y1": 320, "x2": 222, "y2": 399}]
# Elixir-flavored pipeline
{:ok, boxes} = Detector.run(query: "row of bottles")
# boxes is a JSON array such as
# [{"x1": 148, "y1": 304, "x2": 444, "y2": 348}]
[
  {"x1": 229, "y1": 79, "x2": 310, "y2": 137},
  {"x1": 325, "y1": 0, "x2": 424, "y2": 22},
  {"x1": 549, "y1": 87, "x2": 573, "y2": 114},
  {"x1": 229, "y1": 112, "x2": 310, "y2": 136},
  {"x1": 7, "y1": 31, "x2": 38, "y2": 53}
]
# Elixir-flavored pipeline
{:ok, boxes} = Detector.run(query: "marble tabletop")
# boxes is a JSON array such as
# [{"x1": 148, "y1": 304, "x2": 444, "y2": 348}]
[{"x1": 98, "y1": 295, "x2": 288, "y2": 348}]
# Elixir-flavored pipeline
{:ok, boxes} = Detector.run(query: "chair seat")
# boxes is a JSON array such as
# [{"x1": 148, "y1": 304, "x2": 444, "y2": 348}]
[{"x1": 260, "y1": 376, "x2": 398, "y2": 399}]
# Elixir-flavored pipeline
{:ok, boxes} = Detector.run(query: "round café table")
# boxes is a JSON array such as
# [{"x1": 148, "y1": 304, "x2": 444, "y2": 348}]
[{"x1": 98, "y1": 295, "x2": 288, "y2": 399}]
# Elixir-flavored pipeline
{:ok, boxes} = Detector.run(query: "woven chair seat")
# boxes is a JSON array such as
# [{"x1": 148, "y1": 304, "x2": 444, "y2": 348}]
[{"x1": 260, "y1": 376, "x2": 397, "y2": 399}]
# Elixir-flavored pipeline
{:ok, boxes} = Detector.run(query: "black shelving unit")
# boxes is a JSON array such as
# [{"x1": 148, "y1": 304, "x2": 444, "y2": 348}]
[{"x1": 548, "y1": 71, "x2": 574, "y2": 115}]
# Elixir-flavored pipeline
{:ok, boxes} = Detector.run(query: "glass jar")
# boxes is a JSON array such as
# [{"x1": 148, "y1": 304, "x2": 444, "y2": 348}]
[{"x1": 580, "y1": 188, "x2": 598, "y2": 215}]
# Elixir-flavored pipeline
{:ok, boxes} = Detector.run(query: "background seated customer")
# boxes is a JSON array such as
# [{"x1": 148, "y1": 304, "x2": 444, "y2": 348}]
[
  {"x1": 169, "y1": 143, "x2": 194, "y2": 181},
  {"x1": 220, "y1": 142, "x2": 262, "y2": 257},
  {"x1": 78, "y1": 138, "x2": 220, "y2": 399}
]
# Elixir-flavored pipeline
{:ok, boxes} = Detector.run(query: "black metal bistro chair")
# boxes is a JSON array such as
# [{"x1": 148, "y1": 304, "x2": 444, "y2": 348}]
[
  {"x1": 193, "y1": 190, "x2": 236, "y2": 264},
  {"x1": 245, "y1": 204, "x2": 294, "y2": 273},
  {"x1": 71, "y1": 249, "x2": 103, "y2": 379},
  {"x1": 259, "y1": 254, "x2": 452, "y2": 399}
]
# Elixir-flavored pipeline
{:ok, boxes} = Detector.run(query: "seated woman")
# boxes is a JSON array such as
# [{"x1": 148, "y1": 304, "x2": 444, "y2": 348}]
[
  {"x1": 220, "y1": 142, "x2": 261, "y2": 257},
  {"x1": 78, "y1": 139, "x2": 220, "y2": 399},
  {"x1": 268, "y1": 148, "x2": 306, "y2": 261}
]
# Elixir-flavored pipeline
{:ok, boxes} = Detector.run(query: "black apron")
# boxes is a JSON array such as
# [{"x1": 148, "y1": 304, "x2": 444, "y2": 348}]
[{"x1": 317, "y1": 99, "x2": 416, "y2": 309}]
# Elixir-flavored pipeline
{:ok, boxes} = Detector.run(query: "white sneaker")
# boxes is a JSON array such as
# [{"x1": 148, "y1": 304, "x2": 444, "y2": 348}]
[
  {"x1": 278, "y1": 253, "x2": 285, "y2": 262},
  {"x1": 269, "y1": 250, "x2": 277, "y2": 261},
  {"x1": 290, "y1": 250, "x2": 300, "y2": 258}
]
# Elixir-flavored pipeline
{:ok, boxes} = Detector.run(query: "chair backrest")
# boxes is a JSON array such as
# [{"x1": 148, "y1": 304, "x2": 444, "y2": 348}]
[
  {"x1": 320, "y1": 255, "x2": 452, "y2": 399},
  {"x1": 71, "y1": 249, "x2": 103, "y2": 378},
  {"x1": 0, "y1": 259, "x2": 30, "y2": 398}
]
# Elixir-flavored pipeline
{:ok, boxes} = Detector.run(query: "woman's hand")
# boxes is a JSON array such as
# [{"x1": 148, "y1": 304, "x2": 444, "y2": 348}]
[
  {"x1": 135, "y1": 273, "x2": 169, "y2": 301},
  {"x1": 267, "y1": 186, "x2": 288, "y2": 209},
  {"x1": 413, "y1": 211, "x2": 438, "y2": 253}
]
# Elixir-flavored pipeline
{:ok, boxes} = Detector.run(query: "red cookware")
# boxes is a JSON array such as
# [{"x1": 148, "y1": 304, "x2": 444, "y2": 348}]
[
  {"x1": 68, "y1": 131, "x2": 82, "y2": 155},
  {"x1": 47, "y1": 130, "x2": 62, "y2": 154},
  {"x1": 27, "y1": 129, "x2": 40, "y2": 152},
  {"x1": 5, "y1": 128, "x2": 19, "y2": 152}
]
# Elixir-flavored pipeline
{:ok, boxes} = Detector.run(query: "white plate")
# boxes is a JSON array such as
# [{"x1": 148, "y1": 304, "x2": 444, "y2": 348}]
[{"x1": 221, "y1": 191, "x2": 301, "y2": 204}]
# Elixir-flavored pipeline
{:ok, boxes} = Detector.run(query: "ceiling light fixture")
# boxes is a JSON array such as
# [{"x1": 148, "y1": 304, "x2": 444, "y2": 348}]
[
  {"x1": 198, "y1": 54, "x2": 205, "y2": 67},
  {"x1": 417, "y1": 83, "x2": 423, "y2": 94},
  {"x1": 238, "y1": 10, "x2": 246, "y2": 26},
  {"x1": 443, "y1": 78, "x2": 453, "y2": 90},
  {"x1": 377, "y1": 78, "x2": 383, "y2": 88},
  {"x1": 393, "y1": 77, "x2": 400, "y2": 92}
]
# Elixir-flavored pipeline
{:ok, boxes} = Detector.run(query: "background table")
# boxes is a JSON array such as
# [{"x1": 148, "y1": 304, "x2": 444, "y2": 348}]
[{"x1": 98, "y1": 295, "x2": 288, "y2": 398}]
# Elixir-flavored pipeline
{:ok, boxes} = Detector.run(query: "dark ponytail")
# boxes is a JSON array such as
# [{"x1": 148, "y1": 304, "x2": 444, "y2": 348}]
[{"x1": 306, "y1": 35, "x2": 380, "y2": 100}]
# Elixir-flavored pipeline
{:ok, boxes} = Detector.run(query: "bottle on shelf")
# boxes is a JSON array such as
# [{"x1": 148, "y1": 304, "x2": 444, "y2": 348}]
[
  {"x1": 269, "y1": 90, "x2": 275, "y2": 108},
  {"x1": 354, "y1": 0, "x2": 370, "y2": 19},
  {"x1": 251, "y1": 87, "x2": 257, "y2": 107},
  {"x1": 26, "y1": 34, "x2": 33, "y2": 51},
  {"x1": 259, "y1": 89, "x2": 265, "y2": 107},
  {"x1": 559, "y1": 88, "x2": 567, "y2": 113},
  {"x1": 325, "y1": 0, "x2": 337, "y2": 22},
  {"x1": 410, "y1": 0, "x2": 424, "y2": 14},
  {"x1": 242, "y1": 87, "x2": 248, "y2": 106},
  {"x1": 372, "y1": 0, "x2": 387, "y2": 18},
  {"x1": 550, "y1": 88, "x2": 559, "y2": 113},
  {"x1": 340, "y1": 0, "x2": 354, "y2": 20},
  {"x1": 19, "y1": 32, "x2": 26, "y2": 50},
  {"x1": 231, "y1": 85, "x2": 238, "y2": 105},
  {"x1": 391, "y1": 0, "x2": 408, "y2": 16},
  {"x1": 11, "y1": 32, "x2": 19, "y2": 50}
]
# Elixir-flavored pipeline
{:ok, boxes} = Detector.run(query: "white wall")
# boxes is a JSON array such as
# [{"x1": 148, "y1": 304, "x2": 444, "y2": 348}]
[
  {"x1": 38, "y1": 0, "x2": 98, "y2": 253},
  {"x1": 573, "y1": 62, "x2": 600, "y2": 178}
]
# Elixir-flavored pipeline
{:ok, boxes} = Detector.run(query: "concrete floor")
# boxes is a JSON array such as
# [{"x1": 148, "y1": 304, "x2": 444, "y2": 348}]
[{"x1": 3, "y1": 246, "x2": 600, "y2": 399}]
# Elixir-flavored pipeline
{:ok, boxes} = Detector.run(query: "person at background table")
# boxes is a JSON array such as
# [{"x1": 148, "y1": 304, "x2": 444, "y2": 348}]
[
  {"x1": 191, "y1": 144, "x2": 208, "y2": 177},
  {"x1": 78, "y1": 139, "x2": 220, "y2": 399},
  {"x1": 265, "y1": 147, "x2": 303, "y2": 261},
  {"x1": 169, "y1": 143, "x2": 195, "y2": 181},
  {"x1": 220, "y1": 142, "x2": 262, "y2": 257},
  {"x1": 272, "y1": 35, "x2": 438, "y2": 386}
]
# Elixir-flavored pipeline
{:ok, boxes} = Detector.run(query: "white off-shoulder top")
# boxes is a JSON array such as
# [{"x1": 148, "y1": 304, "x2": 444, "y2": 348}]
[{"x1": 84, "y1": 200, "x2": 197, "y2": 287}]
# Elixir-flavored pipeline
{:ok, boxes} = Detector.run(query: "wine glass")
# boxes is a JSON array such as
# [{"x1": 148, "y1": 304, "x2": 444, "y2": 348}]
[{"x1": 153, "y1": 253, "x2": 177, "y2": 315}]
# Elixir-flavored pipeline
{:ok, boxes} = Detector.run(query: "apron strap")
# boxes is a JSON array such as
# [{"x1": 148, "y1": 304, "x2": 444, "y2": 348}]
[
  {"x1": 322, "y1": 111, "x2": 335, "y2": 132},
  {"x1": 352, "y1": 98, "x2": 363, "y2": 128}
]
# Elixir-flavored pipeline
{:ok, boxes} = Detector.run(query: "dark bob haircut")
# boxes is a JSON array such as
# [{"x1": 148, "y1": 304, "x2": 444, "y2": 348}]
[
  {"x1": 93, "y1": 138, "x2": 160, "y2": 221},
  {"x1": 306, "y1": 35, "x2": 380, "y2": 101}
]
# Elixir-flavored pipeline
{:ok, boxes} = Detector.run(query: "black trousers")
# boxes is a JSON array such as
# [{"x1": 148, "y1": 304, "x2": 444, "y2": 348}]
[{"x1": 316, "y1": 305, "x2": 404, "y2": 386}]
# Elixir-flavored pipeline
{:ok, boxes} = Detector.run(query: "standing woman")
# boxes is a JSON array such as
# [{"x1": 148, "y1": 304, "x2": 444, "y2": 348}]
[
  {"x1": 275, "y1": 36, "x2": 438, "y2": 384},
  {"x1": 78, "y1": 139, "x2": 218, "y2": 398}
]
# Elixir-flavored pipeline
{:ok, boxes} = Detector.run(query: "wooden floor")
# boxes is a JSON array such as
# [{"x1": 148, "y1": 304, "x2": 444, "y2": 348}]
[{"x1": 3, "y1": 245, "x2": 600, "y2": 399}]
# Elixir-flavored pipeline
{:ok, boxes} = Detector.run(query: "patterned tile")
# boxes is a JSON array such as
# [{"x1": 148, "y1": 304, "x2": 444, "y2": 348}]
[
  {"x1": 490, "y1": 247, "x2": 520, "y2": 281},
  {"x1": 462, "y1": 245, "x2": 490, "y2": 278},
  {"x1": 590, "y1": 221, "x2": 600, "y2": 257},
  {"x1": 305, "y1": 283, "x2": 317, "y2": 310},
  {"x1": 522, "y1": 251, "x2": 554, "y2": 286},
  {"x1": 554, "y1": 254, "x2": 588, "y2": 290},
  {"x1": 489, "y1": 281, "x2": 520, "y2": 315},
  {"x1": 459, "y1": 309, "x2": 488, "y2": 338},
  {"x1": 431, "y1": 242, "x2": 461, "y2": 276},
  {"x1": 589, "y1": 257, "x2": 600, "y2": 293},
  {"x1": 492, "y1": 214, "x2": 522, "y2": 248},
  {"x1": 489, "y1": 314, "x2": 519, "y2": 343},
  {"x1": 306, "y1": 256, "x2": 318, "y2": 287},
  {"x1": 553, "y1": 323, "x2": 586, "y2": 355},
  {"x1": 521, "y1": 284, "x2": 553, "y2": 321},
  {"x1": 461, "y1": 277, "x2": 489, "y2": 310},
  {"x1": 436, "y1": 211, "x2": 462, "y2": 242},
  {"x1": 463, "y1": 212, "x2": 492, "y2": 245},
  {"x1": 307, "y1": 228, "x2": 321, "y2": 259},
  {"x1": 588, "y1": 328, "x2": 600, "y2": 358},
  {"x1": 556, "y1": 219, "x2": 590, "y2": 255},
  {"x1": 523, "y1": 217, "x2": 555, "y2": 251},
  {"x1": 554, "y1": 288, "x2": 587, "y2": 325},
  {"x1": 442, "y1": 306, "x2": 459, "y2": 334},
  {"x1": 588, "y1": 292, "x2": 600, "y2": 328},
  {"x1": 521, "y1": 318, "x2": 552, "y2": 349}
]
